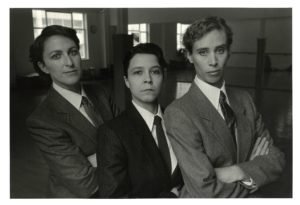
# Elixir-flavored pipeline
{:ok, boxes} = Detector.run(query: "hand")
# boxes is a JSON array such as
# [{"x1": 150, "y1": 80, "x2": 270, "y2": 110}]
[
  {"x1": 170, "y1": 187, "x2": 179, "y2": 197},
  {"x1": 215, "y1": 165, "x2": 247, "y2": 183},
  {"x1": 250, "y1": 137, "x2": 270, "y2": 160},
  {"x1": 87, "y1": 153, "x2": 97, "y2": 167}
]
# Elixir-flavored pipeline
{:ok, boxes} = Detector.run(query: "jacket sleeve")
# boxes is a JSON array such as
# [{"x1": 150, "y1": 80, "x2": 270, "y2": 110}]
[
  {"x1": 236, "y1": 92, "x2": 286, "y2": 188},
  {"x1": 26, "y1": 117, "x2": 98, "y2": 198},
  {"x1": 164, "y1": 106, "x2": 249, "y2": 198},
  {"x1": 97, "y1": 125, "x2": 130, "y2": 198}
]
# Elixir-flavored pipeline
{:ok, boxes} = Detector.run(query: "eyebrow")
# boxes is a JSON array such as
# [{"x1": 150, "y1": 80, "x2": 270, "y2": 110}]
[
  {"x1": 195, "y1": 44, "x2": 227, "y2": 52},
  {"x1": 215, "y1": 44, "x2": 227, "y2": 49},
  {"x1": 129, "y1": 65, "x2": 161, "y2": 70},
  {"x1": 48, "y1": 46, "x2": 78, "y2": 54}
]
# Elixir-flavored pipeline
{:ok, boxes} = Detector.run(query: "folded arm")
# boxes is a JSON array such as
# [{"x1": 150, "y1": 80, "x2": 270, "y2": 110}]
[
  {"x1": 26, "y1": 118, "x2": 98, "y2": 197},
  {"x1": 164, "y1": 107, "x2": 249, "y2": 198},
  {"x1": 236, "y1": 93, "x2": 285, "y2": 188}
]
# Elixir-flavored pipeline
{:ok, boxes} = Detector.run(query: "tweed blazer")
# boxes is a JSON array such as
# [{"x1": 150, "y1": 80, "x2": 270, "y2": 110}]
[{"x1": 26, "y1": 84, "x2": 119, "y2": 198}]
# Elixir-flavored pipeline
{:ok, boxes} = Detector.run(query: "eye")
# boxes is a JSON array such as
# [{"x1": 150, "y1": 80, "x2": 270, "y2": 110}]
[
  {"x1": 51, "y1": 53, "x2": 61, "y2": 60},
  {"x1": 216, "y1": 47, "x2": 226, "y2": 54},
  {"x1": 198, "y1": 49, "x2": 208, "y2": 56},
  {"x1": 133, "y1": 70, "x2": 143, "y2": 75},
  {"x1": 151, "y1": 68, "x2": 162, "y2": 75},
  {"x1": 70, "y1": 48, "x2": 79, "y2": 56}
]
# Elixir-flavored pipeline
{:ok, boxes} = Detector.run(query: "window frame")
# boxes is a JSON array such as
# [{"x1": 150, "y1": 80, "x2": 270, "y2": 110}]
[
  {"x1": 128, "y1": 23, "x2": 150, "y2": 46},
  {"x1": 177, "y1": 23, "x2": 190, "y2": 50},
  {"x1": 32, "y1": 9, "x2": 89, "y2": 60}
]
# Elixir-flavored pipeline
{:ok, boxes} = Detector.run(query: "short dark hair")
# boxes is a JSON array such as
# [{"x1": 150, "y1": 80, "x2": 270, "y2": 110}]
[
  {"x1": 123, "y1": 43, "x2": 167, "y2": 77},
  {"x1": 183, "y1": 16, "x2": 233, "y2": 53},
  {"x1": 29, "y1": 25, "x2": 80, "y2": 79}
]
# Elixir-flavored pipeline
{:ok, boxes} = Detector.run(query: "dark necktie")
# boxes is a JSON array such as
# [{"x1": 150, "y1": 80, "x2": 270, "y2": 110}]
[
  {"x1": 219, "y1": 91, "x2": 237, "y2": 149},
  {"x1": 81, "y1": 96, "x2": 102, "y2": 127},
  {"x1": 154, "y1": 115, "x2": 172, "y2": 175}
]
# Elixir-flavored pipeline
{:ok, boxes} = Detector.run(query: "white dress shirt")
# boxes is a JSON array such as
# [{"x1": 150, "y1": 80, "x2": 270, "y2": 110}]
[
  {"x1": 132, "y1": 100, "x2": 178, "y2": 173},
  {"x1": 194, "y1": 76, "x2": 230, "y2": 119}
]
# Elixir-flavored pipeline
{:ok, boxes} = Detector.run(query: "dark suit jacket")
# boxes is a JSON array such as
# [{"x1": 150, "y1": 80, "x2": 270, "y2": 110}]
[
  {"x1": 97, "y1": 103, "x2": 183, "y2": 198},
  {"x1": 26, "y1": 84, "x2": 119, "y2": 198},
  {"x1": 164, "y1": 82, "x2": 285, "y2": 198}
]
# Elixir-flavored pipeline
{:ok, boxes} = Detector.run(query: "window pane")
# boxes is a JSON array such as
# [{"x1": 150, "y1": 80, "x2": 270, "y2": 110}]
[
  {"x1": 47, "y1": 12, "x2": 72, "y2": 27},
  {"x1": 76, "y1": 29, "x2": 86, "y2": 59},
  {"x1": 177, "y1": 23, "x2": 181, "y2": 33},
  {"x1": 133, "y1": 33, "x2": 140, "y2": 44},
  {"x1": 128, "y1": 24, "x2": 139, "y2": 31},
  {"x1": 34, "y1": 28, "x2": 43, "y2": 39},
  {"x1": 72, "y1": 13, "x2": 84, "y2": 29},
  {"x1": 140, "y1": 33, "x2": 147, "y2": 43},
  {"x1": 32, "y1": 10, "x2": 46, "y2": 27},
  {"x1": 182, "y1": 24, "x2": 189, "y2": 33},
  {"x1": 140, "y1": 24, "x2": 147, "y2": 31}
]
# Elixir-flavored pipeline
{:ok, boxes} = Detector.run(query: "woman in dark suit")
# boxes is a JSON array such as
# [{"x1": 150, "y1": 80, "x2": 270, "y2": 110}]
[
  {"x1": 97, "y1": 43, "x2": 183, "y2": 198},
  {"x1": 26, "y1": 25, "x2": 119, "y2": 198}
]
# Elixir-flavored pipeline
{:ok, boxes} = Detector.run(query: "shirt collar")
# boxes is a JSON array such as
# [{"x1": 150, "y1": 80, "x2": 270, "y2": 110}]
[
  {"x1": 132, "y1": 100, "x2": 162, "y2": 131},
  {"x1": 52, "y1": 82, "x2": 87, "y2": 110},
  {"x1": 194, "y1": 75, "x2": 229, "y2": 107}
]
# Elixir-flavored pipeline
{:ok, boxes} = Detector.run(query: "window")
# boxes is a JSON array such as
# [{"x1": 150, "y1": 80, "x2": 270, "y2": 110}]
[
  {"x1": 177, "y1": 23, "x2": 190, "y2": 50},
  {"x1": 32, "y1": 9, "x2": 89, "y2": 59},
  {"x1": 128, "y1": 23, "x2": 149, "y2": 46}
]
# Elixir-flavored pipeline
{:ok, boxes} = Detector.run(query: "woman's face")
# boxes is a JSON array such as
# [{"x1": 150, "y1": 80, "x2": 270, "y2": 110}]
[
  {"x1": 38, "y1": 35, "x2": 82, "y2": 90},
  {"x1": 124, "y1": 53, "x2": 163, "y2": 108}
]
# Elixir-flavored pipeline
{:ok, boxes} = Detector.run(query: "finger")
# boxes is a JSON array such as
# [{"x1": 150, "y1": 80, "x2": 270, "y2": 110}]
[
  {"x1": 250, "y1": 137, "x2": 263, "y2": 160},
  {"x1": 259, "y1": 140, "x2": 269, "y2": 155},
  {"x1": 251, "y1": 137, "x2": 262, "y2": 155},
  {"x1": 254, "y1": 137, "x2": 267, "y2": 156}
]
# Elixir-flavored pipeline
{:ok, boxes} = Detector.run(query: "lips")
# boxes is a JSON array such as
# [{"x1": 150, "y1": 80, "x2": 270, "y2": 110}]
[
  {"x1": 207, "y1": 70, "x2": 221, "y2": 75},
  {"x1": 64, "y1": 70, "x2": 78, "y2": 74},
  {"x1": 142, "y1": 88, "x2": 155, "y2": 92}
]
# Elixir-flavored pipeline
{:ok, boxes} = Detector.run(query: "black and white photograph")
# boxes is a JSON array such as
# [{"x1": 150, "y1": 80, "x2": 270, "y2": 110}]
[{"x1": 5, "y1": 0, "x2": 296, "y2": 202}]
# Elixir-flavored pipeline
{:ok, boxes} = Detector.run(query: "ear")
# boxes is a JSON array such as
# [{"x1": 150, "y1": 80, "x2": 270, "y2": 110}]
[
  {"x1": 124, "y1": 76, "x2": 130, "y2": 89},
  {"x1": 186, "y1": 52, "x2": 193, "y2": 63},
  {"x1": 37, "y1": 61, "x2": 49, "y2": 74}
]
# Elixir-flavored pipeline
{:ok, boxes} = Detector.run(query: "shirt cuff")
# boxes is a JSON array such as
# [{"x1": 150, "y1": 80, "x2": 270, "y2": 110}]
[{"x1": 240, "y1": 177, "x2": 257, "y2": 189}]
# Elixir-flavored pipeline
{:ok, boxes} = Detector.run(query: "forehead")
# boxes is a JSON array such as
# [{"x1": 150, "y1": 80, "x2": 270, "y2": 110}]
[
  {"x1": 43, "y1": 35, "x2": 76, "y2": 52},
  {"x1": 128, "y1": 53, "x2": 160, "y2": 69},
  {"x1": 192, "y1": 29, "x2": 227, "y2": 50}
]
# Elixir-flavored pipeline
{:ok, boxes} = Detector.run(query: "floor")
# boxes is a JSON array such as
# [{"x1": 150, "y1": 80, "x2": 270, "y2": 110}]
[{"x1": 10, "y1": 70, "x2": 292, "y2": 198}]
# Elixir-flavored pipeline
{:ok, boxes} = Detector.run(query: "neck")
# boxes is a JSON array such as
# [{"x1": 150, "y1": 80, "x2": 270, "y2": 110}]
[
  {"x1": 54, "y1": 81, "x2": 82, "y2": 94},
  {"x1": 133, "y1": 99, "x2": 158, "y2": 114}
]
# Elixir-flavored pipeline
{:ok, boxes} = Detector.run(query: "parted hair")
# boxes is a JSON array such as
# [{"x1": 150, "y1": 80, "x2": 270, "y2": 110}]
[
  {"x1": 29, "y1": 25, "x2": 80, "y2": 78},
  {"x1": 183, "y1": 16, "x2": 233, "y2": 53}
]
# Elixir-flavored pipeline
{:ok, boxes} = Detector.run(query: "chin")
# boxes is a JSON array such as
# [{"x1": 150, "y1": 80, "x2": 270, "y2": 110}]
[{"x1": 141, "y1": 96, "x2": 158, "y2": 104}]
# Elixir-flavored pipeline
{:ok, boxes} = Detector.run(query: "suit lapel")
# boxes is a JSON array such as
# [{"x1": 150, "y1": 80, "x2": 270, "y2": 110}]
[
  {"x1": 227, "y1": 89, "x2": 253, "y2": 162},
  {"x1": 188, "y1": 83, "x2": 237, "y2": 161},
  {"x1": 126, "y1": 104, "x2": 171, "y2": 181},
  {"x1": 47, "y1": 88, "x2": 98, "y2": 145}
]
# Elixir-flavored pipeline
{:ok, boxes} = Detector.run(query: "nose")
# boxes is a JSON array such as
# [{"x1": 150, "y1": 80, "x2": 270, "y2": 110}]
[
  {"x1": 64, "y1": 54, "x2": 74, "y2": 67},
  {"x1": 208, "y1": 52, "x2": 218, "y2": 67},
  {"x1": 143, "y1": 71, "x2": 153, "y2": 84}
]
